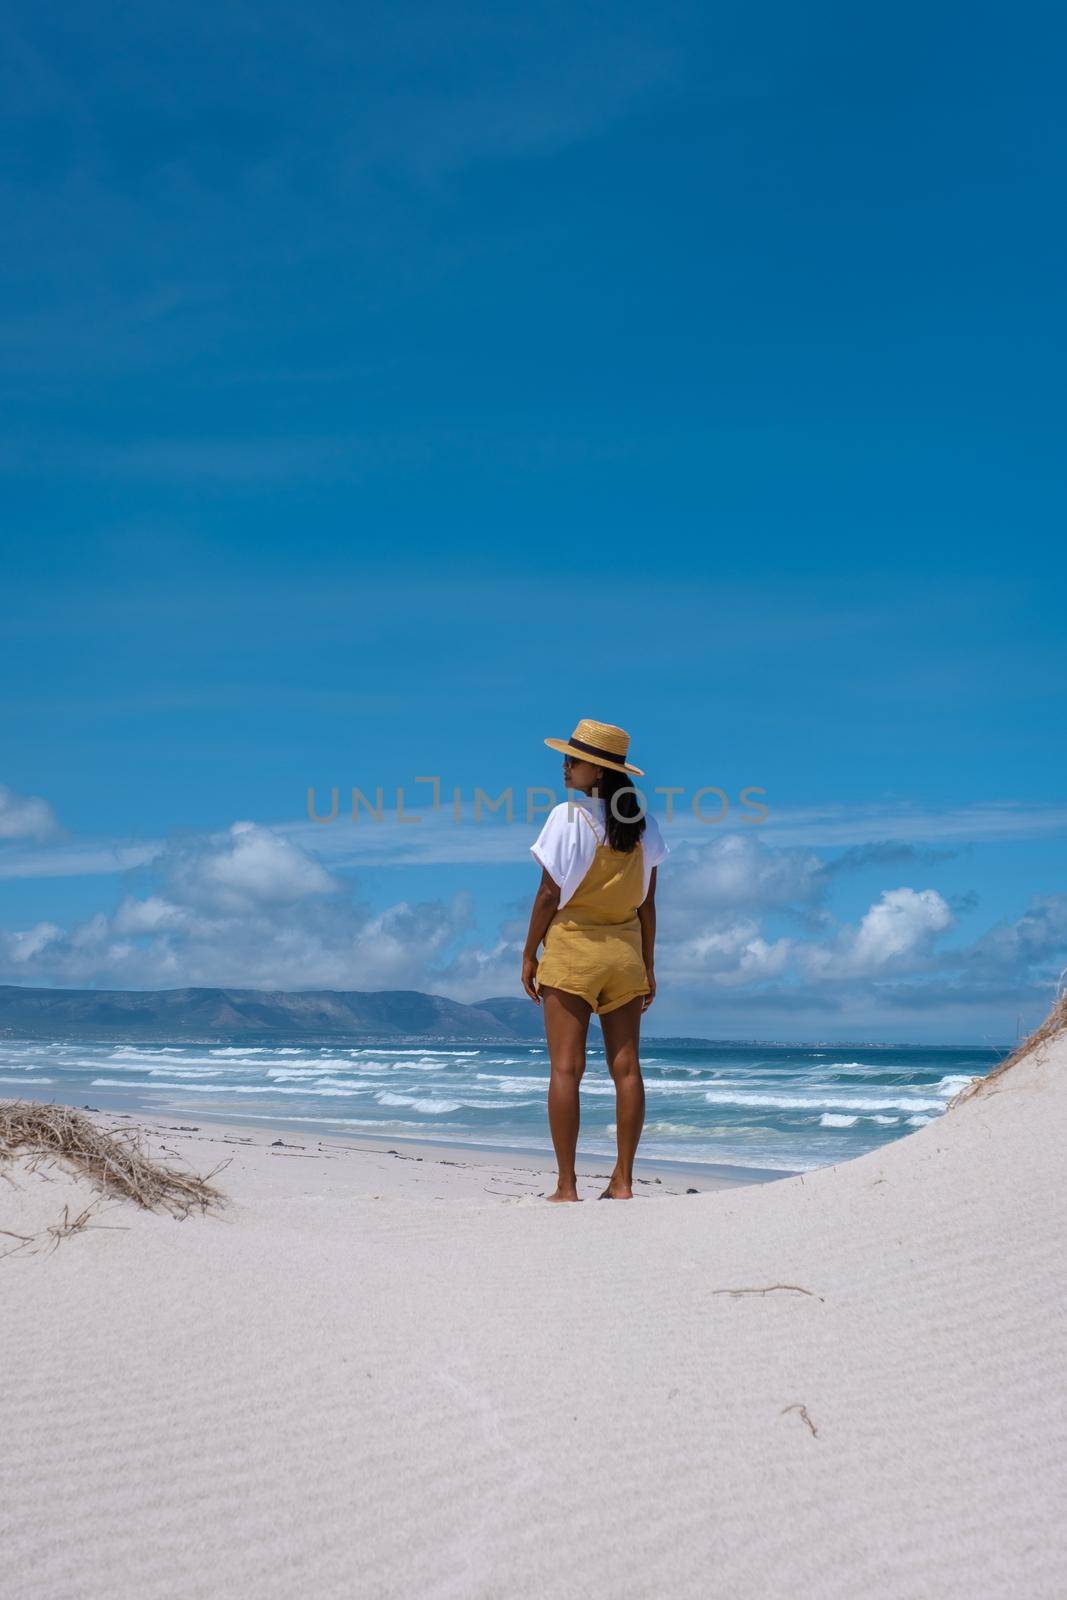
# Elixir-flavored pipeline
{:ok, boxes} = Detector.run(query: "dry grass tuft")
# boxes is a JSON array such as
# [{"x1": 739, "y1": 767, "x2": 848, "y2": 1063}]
[
  {"x1": 0, "y1": 1100, "x2": 226, "y2": 1218},
  {"x1": 949, "y1": 989, "x2": 1067, "y2": 1109}
]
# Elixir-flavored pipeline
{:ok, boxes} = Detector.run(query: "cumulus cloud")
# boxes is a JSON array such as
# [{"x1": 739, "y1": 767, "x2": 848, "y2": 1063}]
[
  {"x1": 665, "y1": 919, "x2": 793, "y2": 989},
  {"x1": 164, "y1": 820, "x2": 339, "y2": 911},
  {"x1": 0, "y1": 819, "x2": 840, "y2": 1001},
  {"x1": 1, "y1": 803, "x2": 1061, "y2": 1035},
  {"x1": 956, "y1": 894, "x2": 1067, "y2": 982},
  {"x1": 0, "y1": 821, "x2": 473, "y2": 991},
  {"x1": 652, "y1": 884, "x2": 957, "y2": 1008},
  {"x1": 660, "y1": 834, "x2": 824, "y2": 921},
  {"x1": 111, "y1": 896, "x2": 189, "y2": 935},
  {"x1": 802, "y1": 888, "x2": 955, "y2": 979},
  {"x1": 3, "y1": 921, "x2": 63, "y2": 963},
  {"x1": 432, "y1": 937, "x2": 525, "y2": 1004},
  {"x1": 0, "y1": 783, "x2": 61, "y2": 842}
]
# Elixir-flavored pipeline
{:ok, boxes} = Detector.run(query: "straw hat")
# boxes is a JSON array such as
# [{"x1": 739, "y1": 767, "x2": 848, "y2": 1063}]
[{"x1": 544, "y1": 718, "x2": 644, "y2": 777}]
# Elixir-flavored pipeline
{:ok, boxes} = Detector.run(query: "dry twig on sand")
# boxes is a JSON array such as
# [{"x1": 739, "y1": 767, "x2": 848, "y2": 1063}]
[
  {"x1": 780, "y1": 1403, "x2": 819, "y2": 1437},
  {"x1": 0, "y1": 1100, "x2": 226, "y2": 1218},
  {"x1": 712, "y1": 1283, "x2": 825, "y2": 1302},
  {"x1": 1, "y1": 1199, "x2": 131, "y2": 1259}
]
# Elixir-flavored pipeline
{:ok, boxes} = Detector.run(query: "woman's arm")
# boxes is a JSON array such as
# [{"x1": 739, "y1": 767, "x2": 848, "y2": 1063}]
[
  {"x1": 637, "y1": 866, "x2": 657, "y2": 1011},
  {"x1": 521, "y1": 868, "x2": 562, "y2": 1003}
]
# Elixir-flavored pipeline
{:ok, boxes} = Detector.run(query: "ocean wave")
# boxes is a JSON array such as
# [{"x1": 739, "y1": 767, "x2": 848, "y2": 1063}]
[
  {"x1": 642, "y1": 1121, "x2": 710, "y2": 1136},
  {"x1": 461, "y1": 1099, "x2": 538, "y2": 1110},
  {"x1": 933, "y1": 1074, "x2": 978, "y2": 1096},
  {"x1": 703, "y1": 1088, "x2": 945, "y2": 1113},
  {"x1": 819, "y1": 1113, "x2": 858, "y2": 1128},
  {"x1": 474, "y1": 1075, "x2": 551, "y2": 1092},
  {"x1": 0, "y1": 1074, "x2": 53, "y2": 1084},
  {"x1": 105, "y1": 1052, "x2": 270, "y2": 1069},
  {"x1": 144, "y1": 1068, "x2": 229, "y2": 1078},
  {"x1": 208, "y1": 1055, "x2": 327, "y2": 1069},
  {"x1": 209, "y1": 1047, "x2": 274, "y2": 1056},
  {"x1": 341, "y1": 1056, "x2": 450, "y2": 1072},
  {"x1": 90, "y1": 1079, "x2": 371, "y2": 1097},
  {"x1": 88, "y1": 1061, "x2": 179, "y2": 1073},
  {"x1": 640, "y1": 1076, "x2": 717, "y2": 1090},
  {"x1": 351, "y1": 1049, "x2": 480, "y2": 1058},
  {"x1": 907, "y1": 1114, "x2": 935, "y2": 1127},
  {"x1": 373, "y1": 1092, "x2": 462, "y2": 1114},
  {"x1": 309, "y1": 1077, "x2": 394, "y2": 1090},
  {"x1": 266, "y1": 1067, "x2": 349, "y2": 1080}
]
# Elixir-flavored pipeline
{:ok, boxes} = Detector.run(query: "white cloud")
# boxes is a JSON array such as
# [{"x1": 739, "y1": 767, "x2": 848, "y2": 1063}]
[
  {"x1": 431, "y1": 936, "x2": 522, "y2": 1004},
  {"x1": 650, "y1": 885, "x2": 956, "y2": 1000},
  {"x1": 111, "y1": 895, "x2": 188, "y2": 935},
  {"x1": 663, "y1": 834, "x2": 823, "y2": 918},
  {"x1": 0, "y1": 802, "x2": 966, "y2": 1014},
  {"x1": 663, "y1": 919, "x2": 794, "y2": 989},
  {"x1": 0, "y1": 822, "x2": 472, "y2": 991},
  {"x1": 0, "y1": 783, "x2": 61, "y2": 842},
  {"x1": 851, "y1": 888, "x2": 954, "y2": 969},
  {"x1": 4, "y1": 921, "x2": 62, "y2": 963},
  {"x1": 957, "y1": 893, "x2": 1067, "y2": 981},
  {"x1": 165, "y1": 820, "x2": 339, "y2": 911},
  {"x1": 801, "y1": 888, "x2": 955, "y2": 979},
  {"x1": 0, "y1": 799, "x2": 1060, "y2": 1039}
]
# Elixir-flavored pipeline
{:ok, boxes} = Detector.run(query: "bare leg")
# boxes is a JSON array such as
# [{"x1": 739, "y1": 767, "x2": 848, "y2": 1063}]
[
  {"x1": 541, "y1": 987, "x2": 591, "y2": 1202},
  {"x1": 599, "y1": 996, "x2": 646, "y2": 1198}
]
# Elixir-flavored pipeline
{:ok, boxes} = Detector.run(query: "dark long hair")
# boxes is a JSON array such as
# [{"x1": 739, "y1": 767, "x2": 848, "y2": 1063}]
[{"x1": 594, "y1": 768, "x2": 647, "y2": 853}]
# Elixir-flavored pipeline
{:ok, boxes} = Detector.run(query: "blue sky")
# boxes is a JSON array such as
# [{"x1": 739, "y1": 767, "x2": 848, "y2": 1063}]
[{"x1": 2, "y1": 0, "x2": 1065, "y2": 1040}]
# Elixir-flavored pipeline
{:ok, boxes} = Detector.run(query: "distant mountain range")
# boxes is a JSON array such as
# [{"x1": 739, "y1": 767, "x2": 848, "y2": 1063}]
[
  {"x1": 0, "y1": 984, "x2": 549, "y2": 1042},
  {"x1": 0, "y1": 986, "x2": 742, "y2": 1047}
]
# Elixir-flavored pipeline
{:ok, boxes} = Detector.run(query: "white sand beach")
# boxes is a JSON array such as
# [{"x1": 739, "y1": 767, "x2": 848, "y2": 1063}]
[{"x1": 3, "y1": 1020, "x2": 1065, "y2": 1599}]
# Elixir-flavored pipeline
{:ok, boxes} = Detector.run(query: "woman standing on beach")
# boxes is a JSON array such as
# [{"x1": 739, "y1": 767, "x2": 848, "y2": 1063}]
[{"x1": 522, "y1": 720, "x2": 668, "y2": 1202}]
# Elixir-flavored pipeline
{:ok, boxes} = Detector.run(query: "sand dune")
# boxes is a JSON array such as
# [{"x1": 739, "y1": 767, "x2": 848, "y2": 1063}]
[{"x1": 3, "y1": 1021, "x2": 1065, "y2": 1599}]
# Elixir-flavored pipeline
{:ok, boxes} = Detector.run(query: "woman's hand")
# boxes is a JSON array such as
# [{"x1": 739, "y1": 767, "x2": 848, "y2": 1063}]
[
  {"x1": 522, "y1": 954, "x2": 541, "y2": 1004},
  {"x1": 522, "y1": 871, "x2": 560, "y2": 1005},
  {"x1": 642, "y1": 967, "x2": 656, "y2": 1011}
]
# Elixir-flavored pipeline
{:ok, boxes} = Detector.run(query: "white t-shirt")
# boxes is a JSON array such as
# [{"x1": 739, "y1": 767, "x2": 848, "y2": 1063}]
[{"x1": 530, "y1": 796, "x2": 669, "y2": 908}]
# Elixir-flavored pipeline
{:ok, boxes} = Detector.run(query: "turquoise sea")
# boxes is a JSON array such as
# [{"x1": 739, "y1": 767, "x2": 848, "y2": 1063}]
[{"x1": 0, "y1": 1036, "x2": 1007, "y2": 1174}]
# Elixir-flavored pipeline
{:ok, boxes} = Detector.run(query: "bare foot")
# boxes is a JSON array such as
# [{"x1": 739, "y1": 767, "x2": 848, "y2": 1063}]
[
  {"x1": 598, "y1": 1177, "x2": 634, "y2": 1200},
  {"x1": 545, "y1": 1185, "x2": 581, "y2": 1203}
]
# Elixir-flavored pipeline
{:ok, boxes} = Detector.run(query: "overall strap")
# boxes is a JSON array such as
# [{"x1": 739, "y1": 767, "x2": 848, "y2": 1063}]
[{"x1": 574, "y1": 804, "x2": 604, "y2": 843}]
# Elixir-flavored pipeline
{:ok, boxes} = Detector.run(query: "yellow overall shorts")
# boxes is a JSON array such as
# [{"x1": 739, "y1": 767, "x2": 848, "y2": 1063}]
[{"x1": 535, "y1": 811, "x2": 650, "y2": 1016}]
